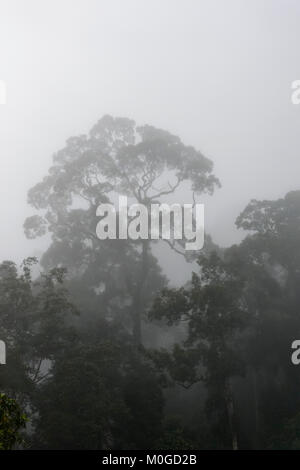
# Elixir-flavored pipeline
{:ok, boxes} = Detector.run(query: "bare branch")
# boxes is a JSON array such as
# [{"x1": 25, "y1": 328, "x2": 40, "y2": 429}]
[{"x1": 149, "y1": 177, "x2": 182, "y2": 200}]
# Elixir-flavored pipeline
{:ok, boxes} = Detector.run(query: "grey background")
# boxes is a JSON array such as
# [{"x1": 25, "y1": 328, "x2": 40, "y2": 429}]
[{"x1": 0, "y1": 0, "x2": 299, "y2": 282}]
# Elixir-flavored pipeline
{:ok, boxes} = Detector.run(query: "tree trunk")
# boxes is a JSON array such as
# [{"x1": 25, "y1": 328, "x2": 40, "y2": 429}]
[
  {"x1": 225, "y1": 379, "x2": 239, "y2": 450},
  {"x1": 251, "y1": 367, "x2": 260, "y2": 449},
  {"x1": 132, "y1": 240, "x2": 149, "y2": 345}
]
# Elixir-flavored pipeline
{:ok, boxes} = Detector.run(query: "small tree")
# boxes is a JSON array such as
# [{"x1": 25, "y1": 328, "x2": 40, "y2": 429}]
[{"x1": 0, "y1": 393, "x2": 27, "y2": 450}]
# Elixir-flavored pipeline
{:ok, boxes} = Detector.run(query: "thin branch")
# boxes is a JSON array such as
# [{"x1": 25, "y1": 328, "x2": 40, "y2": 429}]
[
  {"x1": 149, "y1": 177, "x2": 182, "y2": 200},
  {"x1": 163, "y1": 238, "x2": 187, "y2": 258}
]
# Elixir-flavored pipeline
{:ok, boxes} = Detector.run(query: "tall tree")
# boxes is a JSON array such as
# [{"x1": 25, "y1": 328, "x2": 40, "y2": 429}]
[
  {"x1": 235, "y1": 190, "x2": 300, "y2": 446},
  {"x1": 149, "y1": 251, "x2": 249, "y2": 449},
  {"x1": 24, "y1": 115, "x2": 219, "y2": 344}
]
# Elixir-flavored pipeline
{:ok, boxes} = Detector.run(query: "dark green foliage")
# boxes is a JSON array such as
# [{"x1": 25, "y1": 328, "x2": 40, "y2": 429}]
[{"x1": 0, "y1": 393, "x2": 27, "y2": 450}]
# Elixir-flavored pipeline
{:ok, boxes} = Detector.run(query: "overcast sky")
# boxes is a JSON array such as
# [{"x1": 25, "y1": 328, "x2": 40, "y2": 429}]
[{"x1": 0, "y1": 0, "x2": 300, "y2": 275}]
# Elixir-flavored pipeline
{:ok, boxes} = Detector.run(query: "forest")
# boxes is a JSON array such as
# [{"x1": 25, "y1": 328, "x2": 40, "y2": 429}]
[{"x1": 1, "y1": 114, "x2": 300, "y2": 450}]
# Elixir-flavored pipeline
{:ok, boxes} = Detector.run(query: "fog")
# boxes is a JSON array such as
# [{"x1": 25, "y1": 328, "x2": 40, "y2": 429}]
[
  {"x1": 0, "y1": 0, "x2": 300, "y2": 271},
  {"x1": 2, "y1": 1, "x2": 300, "y2": 452}
]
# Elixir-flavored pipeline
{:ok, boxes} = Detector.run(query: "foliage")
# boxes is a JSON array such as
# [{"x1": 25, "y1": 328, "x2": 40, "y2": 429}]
[{"x1": 0, "y1": 393, "x2": 27, "y2": 450}]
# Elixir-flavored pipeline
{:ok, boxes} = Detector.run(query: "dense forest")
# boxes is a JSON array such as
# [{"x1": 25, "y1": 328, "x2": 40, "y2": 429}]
[{"x1": 1, "y1": 115, "x2": 300, "y2": 450}]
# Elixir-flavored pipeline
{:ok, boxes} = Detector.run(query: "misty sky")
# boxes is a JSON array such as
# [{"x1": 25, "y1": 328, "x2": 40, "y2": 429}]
[{"x1": 0, "y1": 0, "x2": 300, "y2": 278}]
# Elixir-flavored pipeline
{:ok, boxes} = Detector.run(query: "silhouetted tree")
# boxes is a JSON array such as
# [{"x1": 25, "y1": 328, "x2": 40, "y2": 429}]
[{"x1": 24, "y1": 115, "x2": 219, "y2": 344}]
